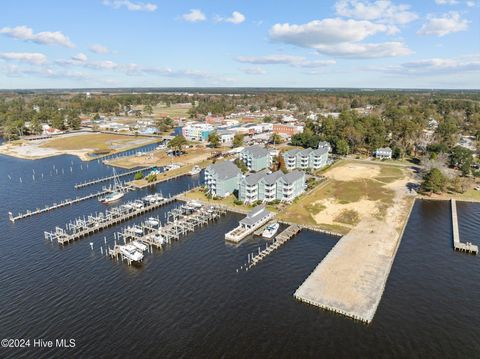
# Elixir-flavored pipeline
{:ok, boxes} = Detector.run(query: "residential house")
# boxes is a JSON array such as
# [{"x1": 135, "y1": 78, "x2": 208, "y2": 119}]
[
  {"x1": 374, "y1": 147, "x2": 393, "y2": 159},
  {"x1": 240, "y1": 145, "x2": 270, "y2": 172},
  {"x1": 218, "y1": 130, "x2": 235, "y2": 145},
  {"x1": 283, "y1": 147, "x2": 329, "y2": 170},
  {"x1": 204, "y1": 161, "x2": 241, "y2": 198},
  {"x1": 277, "y1": 171, "x2": 306, "y2": 202}
]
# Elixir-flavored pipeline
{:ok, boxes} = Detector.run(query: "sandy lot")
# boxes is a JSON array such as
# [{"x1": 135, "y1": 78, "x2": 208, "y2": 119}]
[{"x1": 325, "y1": 162, "x2": 381, "y2": 181}]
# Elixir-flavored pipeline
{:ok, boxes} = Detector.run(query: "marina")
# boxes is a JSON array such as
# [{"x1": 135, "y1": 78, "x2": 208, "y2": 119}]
[
  {"x1": 43, "y1": 193, "x2": 178, "y2": 245},
  {"x1": 225, "y1": 205, "x2": 275, "y2": 243},
  {"x1": 108, "y1": 201, "x2": 227, "y2": 265}
]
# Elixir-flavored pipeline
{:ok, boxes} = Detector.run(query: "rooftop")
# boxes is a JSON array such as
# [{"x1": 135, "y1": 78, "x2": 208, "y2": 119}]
[
  {"x1": 242, "y1": 145, "x2": 269, "y2": 159},
  {"x1": 206, "y1": 160, "x2": 241, "y2": 180}
]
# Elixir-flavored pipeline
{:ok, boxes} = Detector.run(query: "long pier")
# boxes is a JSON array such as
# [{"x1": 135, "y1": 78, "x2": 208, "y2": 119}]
[
  {"x1": 243, "y1": 224, "x2": 301, "y2": 271},
  {"x1": 74, "y1": 166, "x2": 156, "y2": 188},
  {"x1": 451, "y1": 199, "x2": 478, "y2": 255},
  {"x1": 9, "y1": 188, "x2": 112, "y2": 223},
  {"x1": 44, "y1": 193, "x2": 183, "y2": 245}
]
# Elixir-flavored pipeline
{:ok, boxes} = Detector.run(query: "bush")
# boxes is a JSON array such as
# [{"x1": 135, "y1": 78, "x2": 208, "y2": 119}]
[
  {"x1": 146, "y1": 173, "x2": 157, "y2": 183},
  {"x1": 134, "y1": 172, "x2": 144, "y2": 180},
  {"x1": 233, "y1": 199, "x2": 243, "y2": 205}
]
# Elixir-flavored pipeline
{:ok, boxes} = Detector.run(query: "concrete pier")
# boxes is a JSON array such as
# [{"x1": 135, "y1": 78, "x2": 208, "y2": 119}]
[{"x1": 451, "y1": 199, "x2": 478, "y2": 255}]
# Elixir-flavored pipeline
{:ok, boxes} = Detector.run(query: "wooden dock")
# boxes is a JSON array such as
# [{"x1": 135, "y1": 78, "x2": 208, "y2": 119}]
[
  {"x1": 8, "y1": 188, "x2": 112, "y2": 223},
  {"x1": 243, "y1": 224, "x2": 301, "y2": 270},
  {"x1": 44, "y1": 194, "x2": 182, "y2": 245},
  {"x1": 451, "y1": 199, "x2": 478, "y2": 255},
  {"x1": 74, "y1": 166, "x2": 155, "y2": 188}
]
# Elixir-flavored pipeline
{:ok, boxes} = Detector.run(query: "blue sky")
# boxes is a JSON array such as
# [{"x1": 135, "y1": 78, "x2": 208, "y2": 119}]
[{"x1": 0, "y1": 0, "x2": 479, "y2": 89}]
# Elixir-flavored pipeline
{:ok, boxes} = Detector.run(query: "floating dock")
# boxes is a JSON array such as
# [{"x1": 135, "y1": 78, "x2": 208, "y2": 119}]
[
  {"x1": 44, "y1": 193, "x2": 180, "y2": 245},
  {"x1": 74, "y1": 166, "x2": 155, "y2": 188},
  {"x1": 451, "y1": 199, "x2": 478, "y2": 255},
  {"x1": 244, "y1": 224, "x2": 301, "y2": 270},
  {"x1": 8, "y1": 188, "x2": 113, "y2": 222}
]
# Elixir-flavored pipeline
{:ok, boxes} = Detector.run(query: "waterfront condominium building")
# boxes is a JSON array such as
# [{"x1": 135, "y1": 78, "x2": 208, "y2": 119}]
[
  {"x1": 204, "y1": 160, "x2": 242, "y2": 198},
  {"x1": 239, "y1": 169, "x2": 305, "y2": 203},
  {"x1": 282, "y1": 147, "x2": 329, "y2": 171},
  {"x1": 240, "y1": 145, "x2": 270, "y2": 172},
  {"x1": 181, "y1": 123, "x2": 214, "y2": 142}
]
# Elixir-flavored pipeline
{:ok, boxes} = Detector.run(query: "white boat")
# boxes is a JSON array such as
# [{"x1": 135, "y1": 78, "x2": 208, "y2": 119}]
[
  {"x1": 188, "y1": 165, "x2": 201, "y2": 176},
  {"x1": 145, "y1": 217, "x2": 159, "y2": 226},
  {"x1": 262, "y1": 223, "x2": 280, "y2": 239},
  {"x1": 189, "y1": 201, "x2": 203, "y2": 209},
  {"x1": 99, "y1": 168, "x2": 126, "y2": 204},
  {"x1": 127, "y1": 226, "x2": 143, "y2": 235},
  {"x1": 132, "y1": 241, "x2": 148, "y2": 252},
  {"x1": 119, "y1": 245, "x2": 144, "y2": 262}
]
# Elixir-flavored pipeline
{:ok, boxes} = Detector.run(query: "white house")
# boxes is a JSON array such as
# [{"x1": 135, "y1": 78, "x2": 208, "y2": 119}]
[{"x1": 374, "y1": 147, "x2": 393, "y2": 159}]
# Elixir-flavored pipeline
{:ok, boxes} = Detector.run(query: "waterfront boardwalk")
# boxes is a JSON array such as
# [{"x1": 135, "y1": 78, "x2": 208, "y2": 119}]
[
  {"x1": 74, "y1": 166, "x2": 155, "y2": 188},
  {"x1": 451, "y1": 199, "x2": 478, "y2": 255},
  {"x1": 9, "y1": 188, "x2": 111, "y2": 222},
  {"x1": 246, "y1": 224, "x2": 301, "y2": 270},
  {"x1": 44, "y1": 194, "x2": 180, "y2": 245}
]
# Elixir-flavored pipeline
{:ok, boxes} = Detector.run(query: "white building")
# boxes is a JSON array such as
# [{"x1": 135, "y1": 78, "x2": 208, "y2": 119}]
[{"x1": 374, "y1": 147, "x2": 393, "y2": 159}]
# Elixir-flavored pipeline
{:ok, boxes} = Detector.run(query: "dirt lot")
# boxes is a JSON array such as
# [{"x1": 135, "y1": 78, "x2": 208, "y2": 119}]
[
  {"x1": 0, "y1": 132, "x2": 157, "y2": 160},
  {"x1": 278, "y1": 160, "x2": 410, "y2": 234}
]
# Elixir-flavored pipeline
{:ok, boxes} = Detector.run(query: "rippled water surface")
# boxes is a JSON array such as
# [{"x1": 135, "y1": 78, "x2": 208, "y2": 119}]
[{"x1": 0, "y1": 151, "x2": 479, "y2": 358}]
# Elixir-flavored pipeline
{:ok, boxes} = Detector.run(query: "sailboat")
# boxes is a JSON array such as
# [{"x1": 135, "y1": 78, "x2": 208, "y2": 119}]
[{"x1": 99, "y1": 168, "x2": 125, "y2": 204}]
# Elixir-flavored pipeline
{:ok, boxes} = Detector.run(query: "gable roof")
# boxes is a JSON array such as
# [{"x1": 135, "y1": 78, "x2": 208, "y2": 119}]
[
  {"x1": 240, "y1": 204, "x2": 272, "y2": 226},
  {"x1": 281, "y1": 170, "x2": 304, "y2": 184},
  {"x1": 262, "y1": 170, "x2": 284, "y2": 185},
  {"x1": 206, "y1": 161, "x2": 241, "y2": 180},
  {"x1": 242, "y1": 145, "x2": 269, "y2": 158},
  {"x1": 243, "y1": 169, "x2": 269, "y2": 186}
]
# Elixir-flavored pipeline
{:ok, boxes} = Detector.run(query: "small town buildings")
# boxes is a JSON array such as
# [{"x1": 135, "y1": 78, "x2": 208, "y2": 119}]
[
  {"x1": 204, "y1": 160, "x2": 241, "y2": 198},
  {"x1": 273, "y1": 124, "x2": 304, "y2": 137},
  {"x1": 283, "y1": 147, "x2": 329, "y2": 170},
  {"x1": 217, "y1": 130, "x2": 235, "y2": 145},
  {"x1": 205, "y1": 115, "x2": 225, "y2": 125},
  {"x1": 239, "y1": 169, "x2": 306, "y2": 203},
  {"x1": 374, "y1": 147, "x2": 393, "y2": 159},
  {"x1": 182, "y1": 123, "x2": 214, "y2": 142},
  {"x1": 240, "y1": 145, "x2": 270, "y2": 172}
]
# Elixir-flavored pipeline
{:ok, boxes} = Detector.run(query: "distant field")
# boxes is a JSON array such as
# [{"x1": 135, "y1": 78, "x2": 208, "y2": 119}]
[
  {"x1": 152, "y1": 103, "x2": 191, "y2": 118},
  {"x1": 41, "y1": 133, "x2": 155, "y2": 152}
]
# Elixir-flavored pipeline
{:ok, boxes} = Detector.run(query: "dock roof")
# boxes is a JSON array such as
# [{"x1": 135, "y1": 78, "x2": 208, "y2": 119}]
[{"x1": 240, "y1": 204, "x2": 272, "y2": 226}]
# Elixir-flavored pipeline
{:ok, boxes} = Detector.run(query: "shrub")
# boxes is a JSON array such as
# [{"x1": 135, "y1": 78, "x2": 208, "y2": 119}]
[{"x1": 134, "y1": 172, "x2": 144, "y2": 180}]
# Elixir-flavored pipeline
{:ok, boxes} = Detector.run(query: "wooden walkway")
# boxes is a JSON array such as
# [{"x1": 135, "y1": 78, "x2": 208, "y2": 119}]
[
  {"x1": 9, "y1": 189, "x2": 111, "y2": 223},
  {"x1": 74, "y1": 166, "x2": 155, "y2": 188},
  {"x1": 451, "y1": 199, "x2": 478, "y2": 255},
  {"x1": 242, "y1": 224, "x2": 301, "y2": 271}
]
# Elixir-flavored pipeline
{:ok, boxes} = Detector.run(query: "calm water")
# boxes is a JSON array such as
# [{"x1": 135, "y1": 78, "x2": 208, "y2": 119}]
[{"x1": 0, "y1": 152, "x2": 479, "y2": 358}]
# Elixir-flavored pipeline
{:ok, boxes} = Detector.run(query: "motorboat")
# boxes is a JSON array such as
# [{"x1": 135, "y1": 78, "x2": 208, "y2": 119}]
[
  {"x1": 127, "y1": 226, "x2": 143, "y2": 235},
  {"x1": 145, "y1": 217, "x2": 159, "y2": 227},
  {"x1": 262, "y1": 223, "x2": 280, "y2": 239},
  {"x1": 119, "y1": 245, "x2": 144, "y2": 262},
  {"x1": 189, "y1": 201, "x2": 203, "y2": 209},
  {"x1": 188, "y1": 165, "x2": 201, "y2": 176},
  {"x1": 132, "y1": 241, "x2": 148, "y2": 252}
]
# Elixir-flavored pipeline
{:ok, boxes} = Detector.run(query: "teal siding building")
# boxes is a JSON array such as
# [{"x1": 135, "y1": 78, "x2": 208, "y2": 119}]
[
  {"x1": 240, "y1": 145, "x2": 270, "y2": 172},
  {"x1": 204, "y1": 161, "x2": 241, "y2": 198}
]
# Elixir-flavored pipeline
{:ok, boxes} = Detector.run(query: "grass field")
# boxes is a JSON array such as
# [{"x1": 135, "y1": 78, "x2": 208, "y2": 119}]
[
  {"x1": 278, "y1": 160, "x2": 407, "y2": 234},
  {"x1": 152, "y1": 103, "x2": 191, "y2": 118}
]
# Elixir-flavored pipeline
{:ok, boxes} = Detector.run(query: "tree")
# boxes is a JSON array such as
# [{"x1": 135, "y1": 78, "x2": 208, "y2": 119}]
[
  {"x1": 168, "y1": 135, "x2": 187, "y2": 154},
  {"x1": 144, "y1": 104, "x2": 153, "y2": 115},
  {"x1": 450, "y1": 146, "x2": 473, "y2": 176},
  {"x1": 421, "y1": 168, "x2": 447, "y2": 194},
  {"x1": 134, "y1": 172, "x2": 144, "y2": 180},
  {"x1": 335, "y1": 139, "x2": 350, "y2": 156},
  {"x1": 233, "y1": 133, "x2": 244, "y2": 148},
  {"x1": 30, "y1": 116, "x2": 42, "y2": 135},
  {"x1": 208, "y1": 132, "x2": 220, "y2": 148},
  {"x1": 66, "y1": 110, "x2": 81, "y2": 130},
  {"x1": 234, "y1": 159, "x2": 248, "y2": 173},
  {"x1": 51, "y1": 111, "x2": 65, "y2": 130},
  {"x1": 270, "y1": 133, "x2": 282, "y2": 144}
]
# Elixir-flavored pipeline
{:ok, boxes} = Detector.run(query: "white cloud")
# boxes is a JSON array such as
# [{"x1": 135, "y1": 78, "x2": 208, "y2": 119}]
[
  {"x1": 4, "y1": 65, "x2": 91, "y2": 80},
  {"x1": 216, "y1": 11, "x2": 246, "y2": 24},
  {"x1": 0, "y1": 25, "x2": 74, "y2": 48},
  {"x1": 269, "y1": 18, "x2": 411, "y2": 58},
  {"x1": 72, "y1": 53, "x2": 88, "y2": 62},
  {"x1": 86, "y1": 60, "x2": 118, "y2": 70},
  {"x1": 417, "y1": 11, "x2": 469, "y2": 36},
  {"x1": 466, "y1": 0, "x2": 476, "y2": 6},
  {"x1": 182, "y1": 9, "x2": 206, "y2": 22},
  {"x1": 270, "y1": 18, "x2": 398, "y2": 47},
  {"x1": 102, "y1": 0, "x2": 157, "y2": 12},
  {"x1": 371, "y1": 55, "x2": 480, "y2": 75},
  {"x1": 0, "y1": 52, "x2": 47, "y2": 65},
  {"x1": 315, "y1": 41, "x2": 412, "y2": 58},
  {"x1": 236, "y1": 54, "x2": 336, "y2": 67},
  {"x1": 435, "y1": 0, "x2": 459, "y2": 4},
  {"x1": 89, "y1": 44, "x2": 109, "y2": 54},
  {"x1": 240, "y1": 67, "x2": 266, "y2": 75},
  {"x1": 335, "y1": 0, "x2": 418, "y2": 25}
]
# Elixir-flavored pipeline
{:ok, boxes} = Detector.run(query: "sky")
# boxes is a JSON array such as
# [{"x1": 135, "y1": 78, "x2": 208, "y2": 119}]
[{"x1": 0, "y1": 0, "x2": 479, "y2": 89}]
